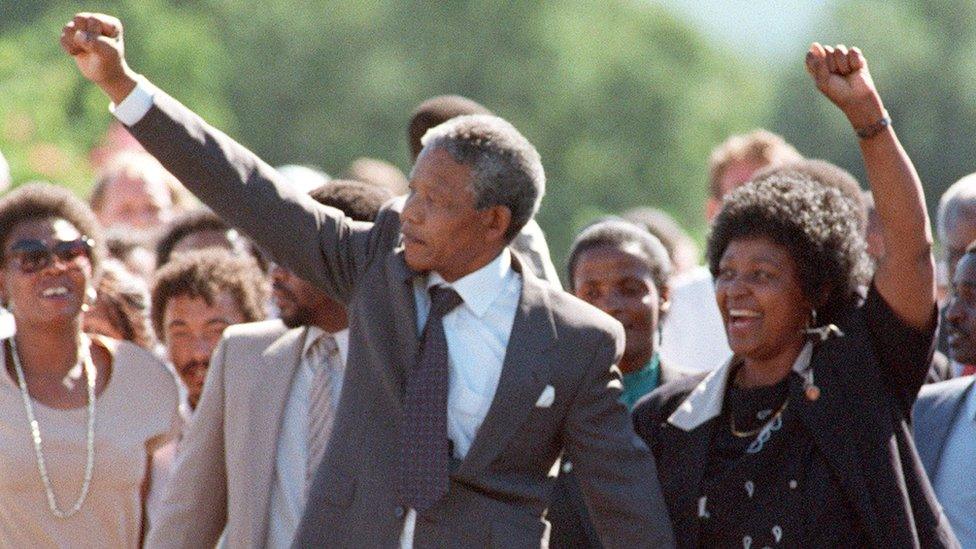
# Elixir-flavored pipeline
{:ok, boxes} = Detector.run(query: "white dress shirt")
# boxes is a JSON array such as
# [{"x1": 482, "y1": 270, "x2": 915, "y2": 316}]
[
  {"x1": 932, "y1": 381, "x2": 976, "y2": 548},
  {"x1": 400, "y1": 249, "x2": 521, "y2": 548},
  {"x1": 266, "y1": 326, "x2": 349, "y2": 549}
]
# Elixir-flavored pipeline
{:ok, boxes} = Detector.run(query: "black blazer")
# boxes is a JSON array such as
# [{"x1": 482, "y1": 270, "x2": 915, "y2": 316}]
[{"x1": 633, "y1": 287, "x2": 959, "y2": 548}]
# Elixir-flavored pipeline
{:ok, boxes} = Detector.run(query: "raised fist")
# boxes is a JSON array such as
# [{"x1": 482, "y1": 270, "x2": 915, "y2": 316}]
[
  {"x1": 805, "y1": 43, "x2": 884, "y2": 127},
  {"x1": 60, "y1": 13, "x2": 134, "y2": 102}
]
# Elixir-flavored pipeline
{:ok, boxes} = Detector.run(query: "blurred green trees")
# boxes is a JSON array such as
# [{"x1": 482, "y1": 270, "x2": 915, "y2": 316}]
[{"x1": 3, "y1": 0, "x2": 775, "y2": 273}]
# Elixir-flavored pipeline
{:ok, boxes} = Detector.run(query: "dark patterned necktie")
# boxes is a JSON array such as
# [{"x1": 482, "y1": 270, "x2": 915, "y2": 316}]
[{"x1": 397, "y1": 285, "x2": 463, "y2": 512}]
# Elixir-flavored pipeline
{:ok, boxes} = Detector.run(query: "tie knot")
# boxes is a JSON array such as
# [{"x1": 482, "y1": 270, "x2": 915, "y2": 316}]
[{"x1": 428, "y1": 286, "x2": 463, "y2": 318}]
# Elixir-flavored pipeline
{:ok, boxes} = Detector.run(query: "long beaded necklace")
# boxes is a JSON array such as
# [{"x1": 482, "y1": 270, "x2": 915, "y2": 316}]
[{"x1": 9, "y1": 335, "x2": 97, "y2": 519}]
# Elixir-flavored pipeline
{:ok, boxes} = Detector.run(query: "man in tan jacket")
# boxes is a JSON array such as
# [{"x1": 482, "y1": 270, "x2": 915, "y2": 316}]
[{"x1": 146, "y1": 181, "x2": 391, "y2": 548}]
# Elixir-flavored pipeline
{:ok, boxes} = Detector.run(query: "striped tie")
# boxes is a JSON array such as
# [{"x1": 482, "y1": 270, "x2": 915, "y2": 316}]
[{"x1": 306, "y1": 333, "x2": 341, "y2": 490}]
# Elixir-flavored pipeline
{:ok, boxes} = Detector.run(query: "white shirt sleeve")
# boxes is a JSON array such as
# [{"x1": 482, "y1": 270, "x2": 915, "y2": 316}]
[{"x1": 109, "y1": 76, "x2": 157, "y2": 126}]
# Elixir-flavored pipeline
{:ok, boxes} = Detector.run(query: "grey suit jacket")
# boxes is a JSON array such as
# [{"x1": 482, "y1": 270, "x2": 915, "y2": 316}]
[
  {"x1": 146, "y1": 320, "x2": 304, "y2": 549},
  {"x1": 125, "y1": 88, "x2": 675, "y2": 549},
  {"x1": 913, "y1": 375, "x2": 976, "y2": 482}
]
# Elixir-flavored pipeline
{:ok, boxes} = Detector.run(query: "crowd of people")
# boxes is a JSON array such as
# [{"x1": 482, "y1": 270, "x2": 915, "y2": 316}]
[{"x1": 0, "y1": 10, "x2": 971, "y2": 548}]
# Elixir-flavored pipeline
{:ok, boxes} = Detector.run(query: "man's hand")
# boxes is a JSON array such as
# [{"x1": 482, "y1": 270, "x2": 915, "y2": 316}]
[
  {"x1": 805, "y1": 43, "x2": 885, "y2": 129},
  {"x1": 60, "y1": 13, "x2": 136, "y2": 104}
]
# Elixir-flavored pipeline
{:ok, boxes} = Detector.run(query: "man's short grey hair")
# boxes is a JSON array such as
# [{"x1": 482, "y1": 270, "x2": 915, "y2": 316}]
[
  {"x1": 419, "y1": 114, "x2": 545, "y2": 241},
  {"x1": 938, "y1": 173, "x2": 976, "y2": 242}
]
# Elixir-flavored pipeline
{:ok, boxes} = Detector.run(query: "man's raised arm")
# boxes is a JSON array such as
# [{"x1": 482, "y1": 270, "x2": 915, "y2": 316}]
[{"x1": 61, "y1": 13, "x2": 376, "y2": 303}]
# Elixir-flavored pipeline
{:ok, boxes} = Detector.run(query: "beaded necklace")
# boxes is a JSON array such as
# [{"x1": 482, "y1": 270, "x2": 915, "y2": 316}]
[{"x1": 10, "y1": 335, "x2": 96, "y2": 519}]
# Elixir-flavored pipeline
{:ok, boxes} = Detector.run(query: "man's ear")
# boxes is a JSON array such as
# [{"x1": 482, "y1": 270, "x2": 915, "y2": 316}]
[
  {"x1": 483, "y1": 205, "x2": 512, "y2": 245},
  {"x1": 659, "y1": 284, "x2": 672, "y2": 316}
]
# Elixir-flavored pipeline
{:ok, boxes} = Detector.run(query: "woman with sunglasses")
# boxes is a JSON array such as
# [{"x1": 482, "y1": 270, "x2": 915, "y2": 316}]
[
  {"x1": 0, "y1": 183, "x2": 179, "y2": 547},
  {"x1": 633, "y1": 45, "x2": 956, "y2": 546}
]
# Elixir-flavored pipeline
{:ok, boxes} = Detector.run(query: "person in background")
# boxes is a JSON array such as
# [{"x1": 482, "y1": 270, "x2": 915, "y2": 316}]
[
  {"x1": 276, "y1": 164, "x2": 331, "y2": 195},
  {"x1": 621, "y1": 207, "x2": 699, "y2": 277},
  {"x1": 146, "y1": 180, "x2": 390, "y2": 548},
  {"x1": 344, "y1": 157, "x2": 409, "y2": 196},
  {"x1": 661, "y1": 130, "x2": 802, "y2": 373},
  {"x1": 83, "y1": 259, "x2": 154, "y2": 350},
  {"x1": 549, "y1": 219, "x2": 685, "y2": 548},
  {"x1": 936, "y1": 174, "x2": 976, "y2": 373},
  {"x1": 154, "y1": 208, "x2": 267, "y2": 273},
  {"x1": 88, "y1": 150, "x2": 191, "y2": 232},
  {"x1": 149, "y1": 249, "x2": 267, "y2": 411},
  {"x1": 634, "y1": 44, "x2": 954, "y2": 546},
  {"x1": 408, "y1": 94, "x2": 563, "y2": 287},
  {"x1": 914, "y1": 242, "x2": 976, "y2": 547},
  {"x1": 0, "y1": 183, "x2": 179, "y2": 546}
]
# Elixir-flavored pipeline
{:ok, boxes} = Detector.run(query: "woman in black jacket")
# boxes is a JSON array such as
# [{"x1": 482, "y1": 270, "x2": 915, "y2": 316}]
[{"x1": 633, "y1": 44, "x2": 957, "y2": 547}]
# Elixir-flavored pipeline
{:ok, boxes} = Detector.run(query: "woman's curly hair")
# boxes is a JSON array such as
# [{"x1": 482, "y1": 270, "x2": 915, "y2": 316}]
[{"x1": 706, "y1": 173, "x2": 871, "y2": 322}]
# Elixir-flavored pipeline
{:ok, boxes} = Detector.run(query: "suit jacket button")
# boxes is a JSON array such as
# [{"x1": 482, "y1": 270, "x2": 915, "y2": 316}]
[{"x1": 395, "y1": 506, "x2": 406, "y2": 519}]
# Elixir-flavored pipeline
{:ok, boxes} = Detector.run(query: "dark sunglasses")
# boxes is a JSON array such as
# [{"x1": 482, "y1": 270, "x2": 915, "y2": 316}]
[{"x1": 6, "y1": 237, "x2": 94, "y2": 274}]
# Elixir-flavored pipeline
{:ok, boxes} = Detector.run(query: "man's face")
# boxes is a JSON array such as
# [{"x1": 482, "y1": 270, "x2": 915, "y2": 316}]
[
  {"x1": 946, "y1": 254, "x2": 976, "y2": 365},
  {"x1": 163, "y1": 291, "x2": 245, "y2": 409},
  {"x1": 96, "y1": 175, "x2": 174, "y2": 230},
  {"x1": 271, "y1": 263, "x2": 344, "y2": 329},
  {"x1": 943, "y1": 219, "x2": 976, "y2": 287},
  {"x1": 706, "y1": 159, "x2": 767, "y2": 222},
  {"x1": 400, "y1": 147, "x2": 507, "y2": 281}
]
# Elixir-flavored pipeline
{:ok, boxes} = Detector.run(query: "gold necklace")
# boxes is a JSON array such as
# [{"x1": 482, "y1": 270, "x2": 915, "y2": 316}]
[{"x1": 729, "y1": 398, "x2": 789, "y2": 438}]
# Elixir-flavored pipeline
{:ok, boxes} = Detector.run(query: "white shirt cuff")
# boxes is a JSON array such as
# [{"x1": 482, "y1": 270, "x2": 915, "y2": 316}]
[{"x1": 109, "y1": 76, "x2": 156, "y2": 126}]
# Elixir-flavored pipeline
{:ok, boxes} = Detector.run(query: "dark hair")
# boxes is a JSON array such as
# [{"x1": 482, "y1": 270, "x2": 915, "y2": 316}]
[
  {"x1": 707, "y1": 175, "x2": 870, "y2": 322},
  {"x1": 155, "y1": 208, "x2": 229, "y2": 267},
  {"x1": 150, "y1": 249, "x2": 267, "y2": 339},
  {"x1": 90, "y1": 260, "x2": 155, "y2": 349},
  {"x1": 621, "y1": 207, "x2": 698, "y2": 268},
  {"x1": 568, "y1": 219, "x2": 672, "y2": 293},
  {"x1": 408, "y1": 95, "x2": 493, "y2": 160},
  {"x1": 308, "y1": 179, "x2": 392, "y2": 221},
  {"x1": 751, "y1": 158, "x2": 867, "y2": 231},
  {"x1": 0, "y1": 183, "x2": 104, "y2": 275}
]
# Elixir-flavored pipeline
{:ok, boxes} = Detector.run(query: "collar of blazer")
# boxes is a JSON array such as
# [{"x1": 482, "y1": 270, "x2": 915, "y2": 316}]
[
  {"x1": 914, "y1": 375, "x2": 976, "y2": 481},
  {"x1": 667, "y1": 343, "x2": 813, "y2": 431}
]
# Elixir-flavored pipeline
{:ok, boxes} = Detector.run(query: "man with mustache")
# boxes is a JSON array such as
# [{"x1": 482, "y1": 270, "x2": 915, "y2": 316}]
[
  {"x1": 914, "y1": 242, "x2": 976, "y2": 547},
  {"x1": 151, "y1": 249, "x2": 268, "y2": 412},
  {"x1": 147, "y1": 181, "x2": 391, "y2": 547}
]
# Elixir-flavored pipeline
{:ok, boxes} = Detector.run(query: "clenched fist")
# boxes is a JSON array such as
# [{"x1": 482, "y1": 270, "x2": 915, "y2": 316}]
[
  {"x1": 805, "y1": 43, "x2": 887, "y2": 132},
  {"x1": 61, "y1": 13, "x2": 136, "y2": 104}
]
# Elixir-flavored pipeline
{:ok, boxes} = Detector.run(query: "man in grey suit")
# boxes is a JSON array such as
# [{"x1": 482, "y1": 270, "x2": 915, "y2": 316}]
[
  {"x1": 914, "y1": 244, "x2": 976, "y2": 547},
  {"x1": 62, "y1": 13, "x2": 674, "y2": 548}
]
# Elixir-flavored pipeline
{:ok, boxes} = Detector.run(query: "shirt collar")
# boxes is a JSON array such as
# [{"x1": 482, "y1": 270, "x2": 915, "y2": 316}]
[
  {"x1": 426, "y1": 248, "x2": 513, "y2": 317},
  {"x1": 667, "y1": 342, "x2": 813, "y2": 431}
]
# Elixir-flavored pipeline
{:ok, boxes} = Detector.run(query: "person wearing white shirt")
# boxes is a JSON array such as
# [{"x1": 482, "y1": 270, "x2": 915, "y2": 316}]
[{"x1": 145, "y1": 181, "x2": 391, "y2": 548}]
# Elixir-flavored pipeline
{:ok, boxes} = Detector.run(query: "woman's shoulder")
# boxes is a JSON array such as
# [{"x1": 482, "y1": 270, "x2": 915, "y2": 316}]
[
  {"x1": 92, "y1": 335, "x2": 178, "y2": 397},
  {"x1": 633, "y1": 372, "x2": 708, "y2": 433}
]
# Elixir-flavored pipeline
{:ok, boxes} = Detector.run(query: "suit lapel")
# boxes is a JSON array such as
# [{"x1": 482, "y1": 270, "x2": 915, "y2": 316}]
[
  {"x1": 916, "y1": 378, "x2": 974, "y2": 482},
  {"x1": 791, "y1": 340, "x2": 882, "y2": 545},
  {"x1": 458, "y1": 267, "x2": 556, "y2": 475},
  {"x1": 245, "y1": 327, "x2": 308, "y2": 545},
  {"x1": 385, "y1": 247, "x2": 419, "y2": 394}
]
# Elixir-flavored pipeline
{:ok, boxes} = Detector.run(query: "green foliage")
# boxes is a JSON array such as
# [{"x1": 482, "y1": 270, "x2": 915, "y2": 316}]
[
  {"x1": 770, "y1": 0, "x2": 976, "y2": 233},
  {"x1": 2, "y1": 0, "x2": 771, "y2": 274}
]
